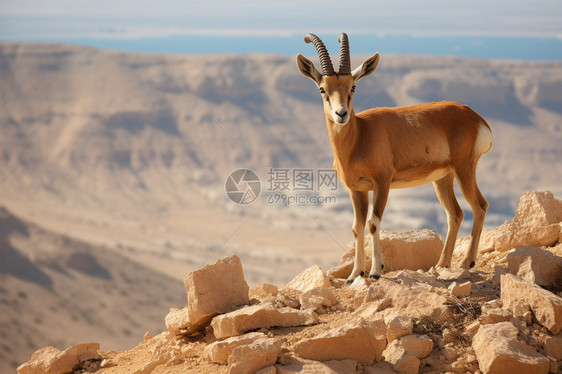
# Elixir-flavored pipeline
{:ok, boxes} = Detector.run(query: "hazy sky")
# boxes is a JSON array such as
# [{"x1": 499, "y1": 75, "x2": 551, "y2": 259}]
[{"x1": 1, "y1": 0, "x2": 561, "y2": 40}]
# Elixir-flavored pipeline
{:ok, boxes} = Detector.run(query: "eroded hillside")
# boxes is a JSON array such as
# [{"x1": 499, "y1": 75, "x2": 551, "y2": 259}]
[{"x1": 17, "y1": 190, "x2": 562, "y2": 374}]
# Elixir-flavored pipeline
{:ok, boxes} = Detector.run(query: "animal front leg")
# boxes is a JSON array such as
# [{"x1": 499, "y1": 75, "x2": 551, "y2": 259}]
[
  {"x1": 347, "y1": 190, "x2": 368, "y2": 284},
  {"x1": 368, "y1": 184, "x2": 389, "y2": 279}
]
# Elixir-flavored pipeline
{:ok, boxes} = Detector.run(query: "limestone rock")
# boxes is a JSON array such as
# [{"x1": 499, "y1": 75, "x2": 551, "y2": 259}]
[
  {"x1": 399, "y1": 335, "x2": 434, "y2": 359},
  {"x1": 479, "y1": 307, "x2": 513, "y2": 325},
  {"x1": 392, "y1": 355, "x2": 420, "y2": 374},
  {"x1": 250, "y1": 283, "x2": 279, "y2": 301},
  {"x1": 211, "y1": 303, "x2": 318, "y2": 339},
  {"x1": 328, "y1": 229, "x2": 443, "y2": 278},
  {"x1": 391, "y1": 269, "x2": 445, "y2": 288},
  {"x1": 435, "y1": 267, "x2": 471, "y2": 281},
  {"x1": 513, "y1": 190, "x2": 562, "y2": 228},
  {"x1": 18, "y1": 347, "x2": 61, "y2": 374},
  {"x1": 293, "y1": 319, "x2": 386, "y2": 364},
  {"x1": 382, "y1": 334, "x2": 432, "y2": 374},
  {"x1": 507, "y1": 246, "x2": 562, "y2": 288},
  {"x1": 18, "y1": 343, "x2": 100, "y2": 374},
  {"x1": 277, "y1": 357, "x2": 358, "y2": 374},
  {"x1": 501, "y1": 274, "x2": 562, "y2": 334},
  {"x1": 479, "y1": 191, "x2": 562, "y2": 253},
  {"x1": 284, "y1": 264, "x2": 330, "y2": 293},
  {"x1": 228, "y1": 337, "x2": 282, "y2": 374},
  {"x1": 544, "y1": 334, "x2": 562, "y2": 360},
  {"x1": 204, "y1": 332, "x2": 266, "y2": 364},
  {"x1": 385, "y1": 316, "x2": 413, "y2": 343},
  {"x1": 448, "y1": 281, "x2": 472, "y2": 297},
  {"x1": 299, "y1": 287, "x2": 337, "y2": 311},
  {"x1": 472, "y1": 322, "x2": 549, "y2": 374},
  {"x1": 165, "y1": 307, "x2": 189, "y2": 335},
  {"x1": 376, "y1": 278, "x2": 451, "y2": 323},
  {"x1": 182, "y1": 255, "x2": 249, "y2": 334}
]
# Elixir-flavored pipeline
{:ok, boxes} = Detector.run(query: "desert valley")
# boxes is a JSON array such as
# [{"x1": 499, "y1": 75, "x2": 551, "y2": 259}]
[{"x1": 1, "y1": 42, "x2": 562, "y2": 372}]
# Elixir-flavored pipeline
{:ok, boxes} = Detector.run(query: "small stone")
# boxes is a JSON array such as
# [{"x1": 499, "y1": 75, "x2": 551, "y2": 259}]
[
  {"x1": 382, "y1": 334, "x2": 432, "y2": 373},
  {"x1": 479, "y1": 308, "x2": 513, "y2": 325},
  {"x1": 393, "y1": 355, "x2": 420, "y2": 374},
  {"x1": 204, "y1": 332, "x2": 266, "y2": 364},
  {"x1": 165, "y1": 307, "x2": 189, "y2": 335},
  {"x1": 285, "y1": 264, "x2": 331, "y2": 293},
  {"x1": 17, "y1": 343, "x2": 100, "y2": 374},
  {"x1": 182, "y1": 255, "x2": 250, "y2": 334},
  {"x1": 400, "y1": 334, "x2": 434, "y2": 358},
  {"x1": 436, "y1": 267, "x2": 471, "y2": 281},
  {"x1": 507, "y1": 246, "x2": 562, "y2": 288},
  {"x1": 250, "y1": 283, "x2": 279, "y2": 301},
  {"x1": 211, "y1": 303, "x2": 318, "y2": 339},
  {"x1": 299, "y1": 287, "x2": 337, "y2": 311},
  {"x1": 386, "y1": 316, "x2": 413, "y2": 343},
  {"x1": 293, "y1": 319, "x2": 386, "y2": 364},
  {"x1": 228, "y1": 337, "x2": 282, "y2": 374},
  {"x1": 465, "y1": 320, "x2": 481, "y2": 337},
  {"x1": 448, "y1": 281, "x2": 472, "y2": 297}
]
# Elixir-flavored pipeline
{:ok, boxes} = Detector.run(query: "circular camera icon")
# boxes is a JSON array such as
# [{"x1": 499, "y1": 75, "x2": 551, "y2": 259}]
[{"x1": 225, "y1": 168, "x2": 261, "y2": 205}]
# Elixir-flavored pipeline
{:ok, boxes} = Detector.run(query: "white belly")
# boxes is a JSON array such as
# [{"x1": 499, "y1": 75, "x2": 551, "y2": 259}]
[{"x1": 390, "y1": 167, "x2": 450, "y2": 189}]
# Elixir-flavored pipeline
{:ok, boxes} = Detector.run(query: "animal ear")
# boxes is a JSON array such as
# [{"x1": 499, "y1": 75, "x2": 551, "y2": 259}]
[
  {"x1": 296, "y1": 53, "x2": 322, "y2": 85},
  {"x1": 352, "y1": 53, "x2": 380, "y2": 82}
]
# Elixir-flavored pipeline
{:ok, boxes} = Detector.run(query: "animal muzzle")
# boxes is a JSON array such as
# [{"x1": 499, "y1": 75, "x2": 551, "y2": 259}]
[{"x1": 333, "y1": 107, "x2": 350, "y2": 124}]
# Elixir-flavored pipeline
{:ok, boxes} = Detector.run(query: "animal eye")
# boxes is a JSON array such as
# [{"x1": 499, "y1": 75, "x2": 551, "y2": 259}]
[
  {"x1": 351, "y1": 85, "x2": 356, "y2": 92},
  {"x1": 319, "y1": 87, "x2": 326, "y2": 94}
]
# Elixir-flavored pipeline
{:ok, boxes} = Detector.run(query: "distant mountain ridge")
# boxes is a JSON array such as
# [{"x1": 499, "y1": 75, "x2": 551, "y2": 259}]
[{"x1": 1, "y1": 43, "x2": 561, "y2": 232}]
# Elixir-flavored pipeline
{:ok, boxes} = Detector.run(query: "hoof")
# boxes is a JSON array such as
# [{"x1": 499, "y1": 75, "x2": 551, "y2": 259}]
[
  {"x1": 381, "y1": 264, "x2": 384, "y2": 269},
  {"x1": 369, "y1": 274, "x2": 380, "y2": 280},
  {"x1": 470, "y1": 261, "x2": 475, "y2": 268},
  {"x1": 360, "y1": 271, "x2": 365, "y2": 277},
  {"x1": 346, "y1": 279, "x2": 353, "y2": 285}
]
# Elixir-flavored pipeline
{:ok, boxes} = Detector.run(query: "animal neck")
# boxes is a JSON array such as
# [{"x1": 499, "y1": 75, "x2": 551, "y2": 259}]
[{"x1": 326, "y1": 111, "x2": 358, "y2": 169}]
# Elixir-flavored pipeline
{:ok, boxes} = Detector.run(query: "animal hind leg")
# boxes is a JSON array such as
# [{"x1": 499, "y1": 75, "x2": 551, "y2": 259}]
[
  {"x1": 455, "y1": 167, "x2": 488, "y2": 268},
  {"x1": 347, "y1": 190, "x2": 369, "y2": 284},
  {"x1": 433, "y1": 173, "x2": 464, "y2": 268}
]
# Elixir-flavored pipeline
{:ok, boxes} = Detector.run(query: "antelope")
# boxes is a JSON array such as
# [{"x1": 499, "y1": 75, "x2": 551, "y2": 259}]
[{"x1": 297, "y1": 33, "x2": 493, "y2": 283}]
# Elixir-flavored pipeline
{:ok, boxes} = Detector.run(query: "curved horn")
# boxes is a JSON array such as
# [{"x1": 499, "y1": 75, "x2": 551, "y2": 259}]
[
  {"x1": 304, "y1": 33, "x2": 335, "y2": 76},
  {"x1": 338, "y1": 33, "x2": 351, "y2": 75}
]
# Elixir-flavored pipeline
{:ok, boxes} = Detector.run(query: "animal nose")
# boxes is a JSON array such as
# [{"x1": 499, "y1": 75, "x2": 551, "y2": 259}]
[{"x1": 336, "y1": 109, "x2": 348, "y2": 119}]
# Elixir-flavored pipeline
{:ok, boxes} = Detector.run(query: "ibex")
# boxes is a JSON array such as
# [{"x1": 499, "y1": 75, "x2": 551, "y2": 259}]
[{"x1": 297, "y1": 33, "x2": 493, "y2": 283}]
